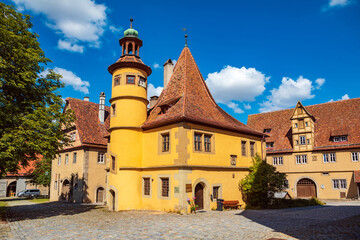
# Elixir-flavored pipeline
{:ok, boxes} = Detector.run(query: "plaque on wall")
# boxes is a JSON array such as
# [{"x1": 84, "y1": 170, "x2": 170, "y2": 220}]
[{"x1": 186, "y1": 184, "x2": 192, "y2": 192}]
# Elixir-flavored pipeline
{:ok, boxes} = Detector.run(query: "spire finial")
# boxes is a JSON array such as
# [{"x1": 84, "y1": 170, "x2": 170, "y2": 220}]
[
  {"x1": 130, "y1": 17, "x2": 133, "y2": 29},
  {"x1": 185, "y1": 34, "x2": 188, "y2": 47}
]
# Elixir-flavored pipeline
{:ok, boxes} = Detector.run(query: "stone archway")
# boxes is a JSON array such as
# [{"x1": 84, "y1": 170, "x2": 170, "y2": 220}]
[
  {"x1": 109, "y1": 189, "x2": 116, "y2": 211},
  {"x1": 96, "y1": 187, "x2": 104, "y2": 203},
  {"x1": 7, "y1": 181, "x2": 16, "y2": 197},
  {"x1": 195, "y1": 183, "x2": 204, "y2": 210},
  {"x1": 297, "y1": 178, "x2": 317, "y2": 198},
  {"x1": 61, "y1": 179, "x2": 70, "y2": 201}
]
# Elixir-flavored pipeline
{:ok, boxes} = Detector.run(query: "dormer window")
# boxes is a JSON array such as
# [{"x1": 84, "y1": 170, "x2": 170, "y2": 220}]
[
  {"x1": 266, "y1": 142, "x2": 274, "y2": 148},
  {"x1": 294, "y1": 123, "x2": 298, "y2": 128},
  {"x1": 160, "y1": 105, "x2": 170, "y2": 114},
  {"x1": 333, "y1": 135, "x2": 347, "y2": 142},
  {"x1": 70, "y1": 132, "x2": 76, "y2": 142},
  {"x1": 263, "y1": 129, "x2": 271, "y2": 133},
  {"x1": 305, "y1": 122, "x2": 309, "y2": 127}
]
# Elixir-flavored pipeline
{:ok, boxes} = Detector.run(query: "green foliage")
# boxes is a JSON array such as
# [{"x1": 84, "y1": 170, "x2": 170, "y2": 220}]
[
  {"x1": 30, "y1": 157, "x2": 51, "y2": 187},
  {"x1": 268, "y1": 198, "x2": 324, "y2": 209},
  {"x1": 0, "y1": 201, "x2": 7, "y2": 221},
  {"x1": 0, "y1": 3, "x2": 74, "y2": 175},
  {"x1": 239, "y1": 154, "x2": 287, "y2": 208}
]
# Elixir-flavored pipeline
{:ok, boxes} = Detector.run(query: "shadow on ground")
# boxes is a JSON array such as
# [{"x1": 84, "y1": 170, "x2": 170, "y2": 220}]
[
  {"x1": 1, "y1": 198, "x2": 103, "y2": 222},
  {"x1": 237, "y1": 204, "x2": 360, "y2": 239}
]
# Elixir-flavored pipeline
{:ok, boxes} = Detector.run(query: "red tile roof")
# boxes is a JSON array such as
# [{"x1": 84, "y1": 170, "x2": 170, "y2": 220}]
[
  {"x1": 142, "y1": 47, "x2": 264, "y2": 137},
  {"x1": 247, "y1": 98, "x2": 360, "y2": 152},
  {"x1": 65, "y1": 98, "x2": 110, "y2": 146}
]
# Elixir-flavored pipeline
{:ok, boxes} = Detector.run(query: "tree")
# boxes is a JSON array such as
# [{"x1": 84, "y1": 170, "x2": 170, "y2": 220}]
[
  {"x1": 0, "y1": 3, "x2": 73, "y2": 176},
  {"x1": 239, "y1": 154, "x2": 287, "y2": 208},
  {"x1": 30, "y1": 157, "x2": 51, "y2": 194}
]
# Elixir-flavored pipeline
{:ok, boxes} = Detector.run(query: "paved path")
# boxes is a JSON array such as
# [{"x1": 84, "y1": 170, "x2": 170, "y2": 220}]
[{"x1": 1, "y1": 199, "x2": 360, "y2": 239}]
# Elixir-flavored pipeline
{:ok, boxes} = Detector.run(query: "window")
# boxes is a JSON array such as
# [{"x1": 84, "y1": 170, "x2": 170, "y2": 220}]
[
  {"x1": 162, "y1": 133, "x2": 169, "y2": 152},
  {"x1": 126, "y1": 75, "x2": 135, "y2": 84},
  {"x1": 273, "y1": 156, "x2": 283, "y2": 165},
  {"x1": 333, "y1": 135, "x2": 348, "y2": 142},
  {"x1": 263, "y1": 129, "x2": 271, "y2": 133},
  {"x1": 299, "y1": 136, "x2": 306, "y2": 145},
  {"x1": 114, "y1": 74, "x2": 121, "y2": 86},
  {"x1": 194, "y1": 133, "x2": 202, "y2": 151},
  {"x1": 332, "y1": 179, "x2": 347, "y2": 189},
  {"x1": 58, "y1": 155, "x2": 61, "y2": 165},
  {"x1": 70, "y1": 132, "x2": 76, "y2": 141},
  {"x1": 111, "y1": 156, "x2": 116, "y2": 171},
  {"x1": 352, "y1": 152, "x2": 359, "y2": 162},
  {"x1": 307, "y1": 139, "x2": 310, "y2": 144},
  {"x1": 204, "y1": 135, "x2": 211, "y2": 152},
  {"x1": 73, "y1": 152, "x2": 77, "y2": 164},
  {"x1": 296, "y1": 155, "x2": 307, "y2": 164},
  {"x1": 250, "y1": 142, "x2": 255, "y2": 156},
  {"x1": 296, "y1": 140, "x2": 299, "y2": 145},
  {"x1": 143, "y1": 177, "x2": 150, "y2": 196},
  {"x1": 323, "y1": 153, "x2": 336, "y2": 163},
  {"x1": 230, "y1": 155, "x2": 237, "y2": 166},
  {"x1": 161, "y1": 178, "x2": 169, "y2": 197},
  {"x1": 65, "y1": 154, "x2": 69, "y2": 165},
  {"x1": 54, "y1": 181, "x2": 58, "y2": 190},
  {"x1": 266, "y1": 142, "x2": 274, "y2": 148},
  {"x1": 213, "y1": 186, "x2": 220, "y2": 199},
  {"x1": 294, "y1": 123, "x2": 298, "y2": 128},
  {"x1": 138, "y1": 76, "x2": 146, "y2": 88},
  {"x1": 241, "y1": 141, "x2": 247, "y2": 156},
  {"x1": 305, "y1": 122, "x2": 309, "y2": 127},
  {"x1": 111, "y1": 104, "x2": 116, "y2": 116},
  {"x1": 98, "y1": 152, "x2": 105, "y2": 164}
]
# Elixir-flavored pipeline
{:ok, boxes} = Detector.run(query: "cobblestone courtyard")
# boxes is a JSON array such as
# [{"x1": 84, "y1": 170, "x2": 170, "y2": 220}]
[{"x1": 1, "y1": 199, "x2": 360, "y2": 240}]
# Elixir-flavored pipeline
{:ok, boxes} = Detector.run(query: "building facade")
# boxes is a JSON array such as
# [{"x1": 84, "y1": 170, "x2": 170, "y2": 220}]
[
  {"x1": 248, "y1": 99, "x2": 360, "y2": 200},
  {"x1": 106, "y1": 21, "x2": 265, "y2": 212},
  {"x1": 50, "y1": 96, "x2": 110, "y2": 203}
]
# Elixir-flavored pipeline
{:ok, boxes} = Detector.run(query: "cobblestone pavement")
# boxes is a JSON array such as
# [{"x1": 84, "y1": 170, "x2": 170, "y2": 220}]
[{"x1": 1, "y1": 199, "x2": 360, "y2": 240}]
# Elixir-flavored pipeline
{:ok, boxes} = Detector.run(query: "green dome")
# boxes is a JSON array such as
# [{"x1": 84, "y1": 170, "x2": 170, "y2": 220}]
[{"x1": 124, "y1": 28, "x2": 138, "y2": 37}]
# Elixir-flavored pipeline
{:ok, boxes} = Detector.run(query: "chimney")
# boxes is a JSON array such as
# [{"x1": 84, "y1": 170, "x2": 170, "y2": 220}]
[
  {"x1": 163, "y1": 59, "x2": 174, "y2": 88},
  {"x1": 149, "y1": 96, "x2": 159, "y2": 109},
  {"x1": 99, "y1": 92, "x2": 105, "y2": 123},
  {"x1": 84, "y1": 96, "x2": 90, "y2": 101}
]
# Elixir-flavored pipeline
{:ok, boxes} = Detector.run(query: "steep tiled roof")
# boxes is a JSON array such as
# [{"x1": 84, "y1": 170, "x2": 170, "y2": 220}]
[
  {"x1": 66, "y1": 98, "x2": 110, "y2": 146},
  {"x1": 142, "y1": 47, "x2": 264, "y2": 137},
  {"x1": 247, "y1": 98, "x2": 360, "y2": 152}
]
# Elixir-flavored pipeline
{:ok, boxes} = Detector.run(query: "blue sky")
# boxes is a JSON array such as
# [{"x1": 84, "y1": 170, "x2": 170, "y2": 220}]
[{"x1": 5, "y1": 0, "x2": 360, "y2": 123}]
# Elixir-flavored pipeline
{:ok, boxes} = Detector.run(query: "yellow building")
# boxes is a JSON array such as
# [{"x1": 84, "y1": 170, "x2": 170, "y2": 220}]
[
  {"x1": 248, "y1": 99, "x2": 360, "y2": 200},
  {"x1": 106, "y1": 21, "x2": 265, "y2": 212},
  {"x1": 50, "y1": 95, "x2": 110, "y2": 203}
]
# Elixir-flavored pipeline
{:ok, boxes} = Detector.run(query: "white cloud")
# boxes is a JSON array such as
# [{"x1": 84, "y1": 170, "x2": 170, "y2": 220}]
[
  {"x1": 243, "y1": 103, "x2": 251, "y2": 110},
  {"x1": 50, "y1": 67, "x2": 90, "y2": 94},
  {"x1": 109, "y1": 25, "x2": 123, "y2": 33},
  {"x1": 12, "y1": 0, "x2": 107, "y2": 52},
  {"x1": 172, "y1": 59, "x2": 177, "y2": 65},
  {"x1": 153, "y1": 63, "x2": 161, "y2": 69},
  {"x1": 147, "y1": 83, "x2": 163, "y2": 99},
  {"x1": 315, "y1": 78, "x2": 325, "y2": 89},
  {"x1": 259, "y1": 76, "x2": 317, "y2": 113},
  {"x1": 329, "y1": 93, "x2": 350, "y2": 102},
  {"x1": 226, "y1": 102, "x2": 244, "y2": 114},
  {"x1": 58, "y1": 39, "x2": 84, "y2": 53},
  {"x1": 329, "y1": 0, "x2": 351, "y2": 7},
  {"x1": 206, "y1": 66, "x2": 269, "y2": 103}
]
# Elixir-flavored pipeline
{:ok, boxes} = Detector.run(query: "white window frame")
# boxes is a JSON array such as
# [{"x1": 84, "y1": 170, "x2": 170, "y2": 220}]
[
  {"x1": 273, "y1": 157, "x2": 278, "y2": 165},
  {"x1": 98, "y1": 152, "x2": 105, "y2": 164},
  {"x1": 332, "y1": 179, "x2": 347, "y2": 189},
  {"x1": 323, "y1": 153, "x2": 329, "y2": 163},
  {"x1": 351, "y1": 152, "x2": 359, "y2": 162},
  {"x1": 296, "y1": 155, "x2": 307, "y2": 164},
  {"x1": 58, "y1": 155, "x2": 61, "y2": 165},
  {"x1": 273, "y1": 156, "x2": 283, "y2": 166},
  {"x1": 73, "y1": 152, "x2": 77, "y2": 164},
  {"x1": 299, "y1": 136, "x2": 306, "y2": 145},
  {"x1": 65, "y1": 154, "x2": 69, "y2": 165},
  {"x1": 330, "y1": 153, "x2": 336, "y2": 163}
]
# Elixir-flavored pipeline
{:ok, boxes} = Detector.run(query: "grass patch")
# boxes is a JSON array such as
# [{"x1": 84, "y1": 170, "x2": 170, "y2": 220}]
[
  {"x1": 0, "y1": 201, "x2": 8, "y2": 221},
  {"x1": 245, "y1": 198, "x2": 324, "y2": 209},
  {"x1": 28, "y1": 198, "x2": 49, "y2": 203}
]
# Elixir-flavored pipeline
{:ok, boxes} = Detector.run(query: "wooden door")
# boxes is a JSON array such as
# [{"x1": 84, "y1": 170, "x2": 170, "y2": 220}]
[
  {"x1": 195, "y1": 183, "x2": 204, "y2": 210},
  {"x1": 97, "y1": 187, "x2": 104, "y2": 203},
  {"x1": 297, "y1": 178, "x2": 316, "y2": 198}
]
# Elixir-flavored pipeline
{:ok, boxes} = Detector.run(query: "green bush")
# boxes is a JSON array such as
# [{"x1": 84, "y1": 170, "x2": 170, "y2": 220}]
[{"x1": 267, "y1": 198, "x2": 324, "y2": 209}]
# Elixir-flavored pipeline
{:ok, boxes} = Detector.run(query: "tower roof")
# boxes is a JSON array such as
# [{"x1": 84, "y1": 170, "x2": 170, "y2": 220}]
[{"x1": 142, "y1": 47, "x2": 264, "y2": 137}]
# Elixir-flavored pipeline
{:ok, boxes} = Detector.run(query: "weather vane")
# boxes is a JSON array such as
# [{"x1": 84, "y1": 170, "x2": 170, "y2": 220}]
[
  {"x1": 182, "y1": 28, "x2": 187, "y2": 47},
  {"x1": 130, "y1": 17, "x2": 133, "y2": 28}
]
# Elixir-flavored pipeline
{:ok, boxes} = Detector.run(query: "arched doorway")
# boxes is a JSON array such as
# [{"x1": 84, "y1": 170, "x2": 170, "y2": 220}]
[
  {"x1": 109, "y1": 189, "x2": 116, "y2": 211},
  {"x1": 7, "y1": 181, "x2": 17, "y2": 197},
  {"x1": 195, "y1": 183, "x2": 204, "y2": 210},
  {"x1": 297, "y1": 178, "x2": 317, "y2": 198},
  {"x1": 61, "y1": 179, "x2": 70, "y2": 201},
  {"x1": 96, "y1": 187, "x2": 104, "y2": 203}
]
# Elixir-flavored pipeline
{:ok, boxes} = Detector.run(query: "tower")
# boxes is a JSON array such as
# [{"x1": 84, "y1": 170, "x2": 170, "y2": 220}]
[{"x1": 107, "y1": 19, "x2": 151, "y2": 210}]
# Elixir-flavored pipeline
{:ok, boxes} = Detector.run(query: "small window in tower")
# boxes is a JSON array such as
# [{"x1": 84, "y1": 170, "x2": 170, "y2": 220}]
[
  {"x1": 126, "y1": 75, "x2": 135, "y2": 84},
  {"x1": 305, "y1": 122, "x2": 309, "y2": 127},
  {"x1": 294, "y1": 123, "x2": 298, "y2": 128},
  {"x1": 138, "y1": 77, "x2": 147, "y2": 88},
  {"x1": 194, "y1": 133, "x2": 202, "y2": 151},
  {"x1": 111, "y1": 104, "x2": 116, "y2": 116},
  {"x1": 111, "y1": 156, "x2": 116, "y2": 171},
  {"x1": 204, "y1": 134, "x2": 212, "y2": 152},
  {"x1": 263, "y1": 129, "x2": 271, "y2": 133},
  {"x1": 114, "y1": 75, "x2": 121, "y2": 86},
  {"x1": 162, "y1": 133, "x2": 170, "y2": 152}
]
